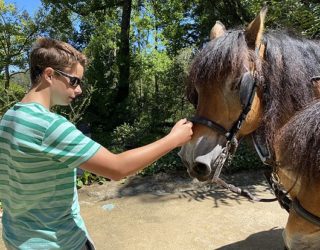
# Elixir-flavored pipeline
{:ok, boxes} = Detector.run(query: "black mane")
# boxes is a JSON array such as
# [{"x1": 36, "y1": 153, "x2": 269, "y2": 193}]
[
  {"x1": 276, "y1": 100, "x2": 320, "y2": 184},
  {"x1": 261, "y1": 31, "x2": 320, "y2": 149}
]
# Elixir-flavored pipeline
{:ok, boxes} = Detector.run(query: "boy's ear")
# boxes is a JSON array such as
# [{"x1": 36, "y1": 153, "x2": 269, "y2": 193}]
[
  {"x1": 43, "y1": 67, "x2": 54, "y2": 83},
  {"x1": 245, "y1": 6, "x2": 267, "y2": 49}
]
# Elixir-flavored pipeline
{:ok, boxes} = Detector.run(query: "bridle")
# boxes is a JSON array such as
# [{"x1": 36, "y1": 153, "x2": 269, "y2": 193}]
[{"x1": 188, "y1": 42, "x2": 320, "y2": 228}]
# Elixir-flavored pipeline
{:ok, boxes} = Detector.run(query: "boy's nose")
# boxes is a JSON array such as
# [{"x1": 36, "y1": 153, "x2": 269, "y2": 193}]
[{"x1": 75, "y1": 85, "x2": 82, "y2": 96}]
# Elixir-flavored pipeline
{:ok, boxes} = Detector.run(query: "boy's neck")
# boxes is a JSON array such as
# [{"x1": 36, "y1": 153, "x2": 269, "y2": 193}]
[{"x1": 20, "y1": 83, "x2": 52, "y2": 111}]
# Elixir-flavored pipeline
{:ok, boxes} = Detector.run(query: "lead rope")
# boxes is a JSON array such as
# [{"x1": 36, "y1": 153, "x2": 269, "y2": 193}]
[
  {"x1": 207, "y1": 133, "x2": 295, "y2": 206},
  {"x1": 210, "y1": 164, "x2": 297, "y2": 212}
]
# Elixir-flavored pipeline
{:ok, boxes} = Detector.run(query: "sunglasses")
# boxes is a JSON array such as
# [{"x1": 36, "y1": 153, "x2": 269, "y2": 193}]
[{"x1": 53, "y1": 69, "x2": 83, "y2": 87}]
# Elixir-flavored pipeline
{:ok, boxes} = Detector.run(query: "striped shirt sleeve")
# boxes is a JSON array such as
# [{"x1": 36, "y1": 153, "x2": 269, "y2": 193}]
[{"x1": 42, "y1": 116, "x2": 102, "y2": 169}]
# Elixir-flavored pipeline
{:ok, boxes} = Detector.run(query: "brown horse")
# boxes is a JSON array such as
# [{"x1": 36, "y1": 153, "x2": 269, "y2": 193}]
[{"x1": 178, "y1": 7, "x2": 320, "y2": 249}]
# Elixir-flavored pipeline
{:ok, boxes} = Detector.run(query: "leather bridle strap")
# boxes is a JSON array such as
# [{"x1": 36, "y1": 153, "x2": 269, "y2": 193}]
[
  {"x1": 188, "y1": 116, "x2": 229, "y2": 137},
  {"x1": 292, "y1": 199, "x2": 320, "y2": 227},
  {"x1": 227, "y1": 82, "x2": 257, "y2": 140}
]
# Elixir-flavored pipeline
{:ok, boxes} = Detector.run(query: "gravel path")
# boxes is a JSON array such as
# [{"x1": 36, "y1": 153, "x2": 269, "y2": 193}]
[{"x1": 0, "y1": 169, "x2": 288, "y2": 249}]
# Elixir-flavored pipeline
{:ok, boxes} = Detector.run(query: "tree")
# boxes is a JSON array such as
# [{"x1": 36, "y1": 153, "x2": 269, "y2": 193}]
[
  {"x1": 116, "y1": 0, "x2": 132, "y2": 103},
  {"x1": 0, "y1": 0, "x2": 38, "y2": 89},
  {"x1": 241, "y1": 0, "x2": 320, "y2": 38},
  {"x1": 42, "y1": 0, "x2": 133, "y2": 103}
]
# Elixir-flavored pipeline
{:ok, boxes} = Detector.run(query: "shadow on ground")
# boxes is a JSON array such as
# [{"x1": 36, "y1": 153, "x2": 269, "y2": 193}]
[
  {"x1": 216, "y1": 227, "x2": 285, "y2": 250},
  {"x1": 113, "y1": 168, "x2": 275, "y2": 207}
]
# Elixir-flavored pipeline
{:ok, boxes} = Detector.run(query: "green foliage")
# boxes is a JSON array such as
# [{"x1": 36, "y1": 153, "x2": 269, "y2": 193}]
[
  {"x1": 108, "y1": 118, "x2": 185, "y2": 176},
  {"x1": 243, "y1": 0, "x2": 320, "y2": 38},
  {"x1": 227, "y1": 139, "x2": 265, "y2": 173},
  {"x1": 82, "y1": 10, "x2": 122, "y2": 130},
  {"x1": 0, "y1": 0, "x2": 39, "y2": 88},
  {"x1": 0, "y1": 82, "x2": 26, "y2": 116},
  {"x1": 76, "y1": 170, "x2": 106, "y2": 189},
  {"x1": 140, "y1": 149, "x2": 184, "y2": 176},
  {"x1": 35, "y1": 5, "x2": 75, "y2": 42},
  {"x1": 110, "y1": 120, "x2": 148, "y2": 151}
]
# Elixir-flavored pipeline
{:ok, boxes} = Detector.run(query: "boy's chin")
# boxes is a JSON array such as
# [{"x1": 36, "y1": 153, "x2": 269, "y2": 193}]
[
  {"x1": 55, "y1": 101, "x2": 72, "y2": 106},
  {"x1": 52, "y1": 97, "x2": 73, "y2": 106},
  {"x1": 68, "y1": 97, "x2": 75, "y2": 102},
  {"x1": 63, "y1": 97, "x2": 74, "y2": 105}
]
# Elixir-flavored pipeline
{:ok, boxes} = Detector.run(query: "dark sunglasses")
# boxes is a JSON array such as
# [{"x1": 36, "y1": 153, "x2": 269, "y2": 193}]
[{"x1": 53, "y1": 69, "x2": 83, "y2": 87}]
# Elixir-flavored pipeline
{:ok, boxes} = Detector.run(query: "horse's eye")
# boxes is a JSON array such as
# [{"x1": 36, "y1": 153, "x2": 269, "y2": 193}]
[
  {"x1": 190, "y1": 96, "x2": 198, "y2": 108},
  {"x1": 187, "y1": 87, "x2": 198, "y2": 108}
]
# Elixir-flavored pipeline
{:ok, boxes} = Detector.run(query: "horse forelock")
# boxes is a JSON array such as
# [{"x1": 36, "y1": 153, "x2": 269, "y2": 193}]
[
  {"x1": 186, "y1": 29, "x2": 258, "y2": 107},
  {"x1": 188, "y1": 30, "x2": 251, "y2": 88}
]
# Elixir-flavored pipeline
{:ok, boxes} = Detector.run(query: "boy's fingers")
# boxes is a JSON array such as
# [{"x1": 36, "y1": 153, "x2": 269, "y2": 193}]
[
  {"x1": 181, "y1": 118, "x2": 188, "y2": 124},
  {"x1": 186, "y1": 121, "x2": 193, "y2": 127},
  {"x1": 177, "y1": 118, "x2": 187, "y2": 125}
]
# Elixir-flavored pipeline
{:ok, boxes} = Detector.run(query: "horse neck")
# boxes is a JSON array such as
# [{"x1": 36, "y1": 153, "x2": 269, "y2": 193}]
[{"x1": 278, "y1": 168, "x2": 320, "y2": 217}]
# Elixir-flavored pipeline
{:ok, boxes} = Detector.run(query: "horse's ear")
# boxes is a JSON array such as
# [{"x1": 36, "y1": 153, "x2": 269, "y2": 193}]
[
  {"x1": 245, "y1": 6, "x2": 267, "y2": 49},
  {"x1": 210, "y1": 21, "x2": 226, "y2": 40}
]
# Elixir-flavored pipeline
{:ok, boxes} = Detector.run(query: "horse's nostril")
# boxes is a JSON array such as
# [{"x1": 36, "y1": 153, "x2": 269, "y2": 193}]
[{"x1": 193, "y1": 163, "x2": 210, "y2": 176}]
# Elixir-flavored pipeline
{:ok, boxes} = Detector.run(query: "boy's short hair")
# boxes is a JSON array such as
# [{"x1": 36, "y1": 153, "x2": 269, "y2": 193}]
[{"x1": 29, "y1": 37, "x2": 87, "y2": 85}]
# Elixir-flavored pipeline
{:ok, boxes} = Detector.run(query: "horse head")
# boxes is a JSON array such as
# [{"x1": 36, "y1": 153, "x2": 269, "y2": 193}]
[{"x1": 179, "y1": 8, "x2": 266, "y2": 181}]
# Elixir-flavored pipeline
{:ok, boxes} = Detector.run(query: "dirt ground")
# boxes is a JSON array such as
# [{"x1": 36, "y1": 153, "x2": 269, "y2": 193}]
[{"x1": 0, "y1": 169, "x2": 288, "y2": 250}]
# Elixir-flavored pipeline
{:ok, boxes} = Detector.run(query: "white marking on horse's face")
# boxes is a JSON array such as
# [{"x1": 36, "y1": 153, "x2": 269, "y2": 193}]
[
  {"x1": 283, "y1": 229, "x2": 320, "y2": 249},
  {"x1": 178, "y1": 134, "x2": 225, "y2": 181}
]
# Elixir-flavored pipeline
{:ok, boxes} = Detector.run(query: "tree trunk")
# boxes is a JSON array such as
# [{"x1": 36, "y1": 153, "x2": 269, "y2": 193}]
[
  {"x1": 116, "y1": 0, "x2": 132, "y2": 103},
  {"x1": 4, "y1": 64, "x2": 10, "y2": 89},
  {"x1": 154, "y1": 24, "x2": 159, "y2": 97}
]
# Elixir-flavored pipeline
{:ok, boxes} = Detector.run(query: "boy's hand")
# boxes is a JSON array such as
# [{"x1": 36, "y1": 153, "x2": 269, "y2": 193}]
[{"x1": 168, "y1": 118, "x2": 193, "y2": 147}]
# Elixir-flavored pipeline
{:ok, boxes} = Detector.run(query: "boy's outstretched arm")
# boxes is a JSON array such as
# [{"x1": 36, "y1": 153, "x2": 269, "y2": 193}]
[{"x1": 80, "y1": 119, "x2": 193, "y2": 180}]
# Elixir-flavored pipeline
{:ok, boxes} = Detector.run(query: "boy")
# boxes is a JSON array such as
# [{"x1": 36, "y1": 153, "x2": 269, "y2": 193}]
[{"x1": 0, "y1": 38, "x2": 193, "y2": 250}]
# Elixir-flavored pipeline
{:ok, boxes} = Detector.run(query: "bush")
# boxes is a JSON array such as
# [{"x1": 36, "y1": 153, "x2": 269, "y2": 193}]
[
  {"x1": 226, "y1": 138, "x2": 265, "y2": 173},
  {"x1": 76, "y1": 170, "x2": 106, "y2": 189},
  {"x1": 140, "y1": 148, "x2": 185, "y2": 176},
  {"x1": 0, "y1": 83, "x2": 27, "y2": 116},
  {"x1": 110, "y1": 119, "x2": 149, "y2": 151}
]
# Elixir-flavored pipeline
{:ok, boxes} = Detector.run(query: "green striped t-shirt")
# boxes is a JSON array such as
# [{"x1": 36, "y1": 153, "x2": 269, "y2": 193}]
[{"x1": 0, "y1": 102, "x2": 102, "y2": 250}]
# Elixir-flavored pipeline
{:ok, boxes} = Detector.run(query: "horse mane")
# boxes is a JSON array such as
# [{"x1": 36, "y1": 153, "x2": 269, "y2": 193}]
[
  {"x1": 261, "y1": 31, "x2": 320, "y2": 152},
  {"x1": 187, "y1": 29, "x2": 320, "y2": 181},
  {"x1": 275, "y1": 100, "x2": 320, "y2": 184}
]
